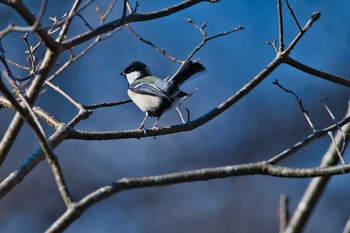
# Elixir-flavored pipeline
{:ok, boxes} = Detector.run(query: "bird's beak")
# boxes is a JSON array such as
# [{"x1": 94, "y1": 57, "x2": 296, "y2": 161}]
[{"x1": 119, "y1": 72, "x2": 125, "y2": 77}]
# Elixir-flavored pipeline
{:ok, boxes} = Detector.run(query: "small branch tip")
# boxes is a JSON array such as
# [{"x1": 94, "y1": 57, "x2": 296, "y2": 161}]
[{"x1": 311, "y1": 12, "x2": 321, "y2": 20}]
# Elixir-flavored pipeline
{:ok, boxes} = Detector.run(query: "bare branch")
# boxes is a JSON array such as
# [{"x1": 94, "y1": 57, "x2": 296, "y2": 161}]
[
  {"x1": 279, "y1": 193, "x2": 289, "y2": 233},
  {"x1": 96, "y1": 0, "x2": 117, "y2": 22},
  {"x1": 285, "y1": 103, "x2": 350, "y2": 233},
  {"x1": 0, "y1": 96, "x2": 62, "y2": 128},
  {"x1": 322, "y1": 99, "x2": 347, "y2": 153},
  {"x1": 328, "y1": 131, "x2": 346, "y2": 164},
  {"x1": 285, "y1": 56, "x2": 350, "y2": 88},
  {"x1": 56, "y1": 0, "x2": 83, "y2": 43},
  {"x1": 45, "y1": 80, "x2": 84, "y2": 110},
  {"x1": 17, "y1": 91, "x2": 74, "y2": 207},
  {"x1": 47, "y1": 161, "x2": 350, "y2": 232},
  {"x1": 22, "y1": 33, "x2": 36, "y2": 73},
  {"x1": 0, "y1": 123, "x2": 71, "y2": 199},
  {"x1": 321, "y1": 100, "x2": 346, "y2": 164},
  {"x1": 342, "y1": 217, "x2": 350, "y2": 233},
  {"x1": 0, "y1": 47, "x2": 59, "y2": 168},
  {"x1": 61, "y1": 0, "x2": 214, "y2": 49},
  {"x1": 0, "y1": 70, "x2": 74, "y2": 207},
  {"x1": 76, "y1": 13, "x2": 93, "y2": 30},
  {"x1": 0, "y1": 0, "x2": 47, "y2": 35},
  {"x1": 0, "y1": 108, "x2": 91, "y2": 199},
  {"x1": 0, "y1": 0, "x2": 61, "y2": 51},
  {"x1": 266, "y1": 39, "x2": 278, "y2": 53},
  {"x1": 284, "y1": 12, "x2": 320, "y2": 54},
  {"x1": 267, "y1": 111, "x2": 350, "y2": 164},
  {"x1": 277, "y1": 0, "x2": 285, "y2": 52},
  {"x1": 83, "y1": 99, "x2": 132, "y2": 110}
]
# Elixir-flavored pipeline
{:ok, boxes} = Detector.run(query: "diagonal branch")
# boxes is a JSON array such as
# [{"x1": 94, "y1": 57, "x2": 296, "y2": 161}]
[
  {"x1": 0, "y1": 0, "x2": 62, "y2": 52},
  {"x1": 126, "y1": 24, "x2": 181, "y2": 63},
  {"x1": 284, "y1": 12, "x2": 320, "y2": 55},
  {"x1": 285, "y1": 0, "x2": 302, "y2": 31},
  {"x1": 61, "y1": 0, "x2": 212, "y2": 49},
  {"x1": 285, "y1": 56, "x2": 350, "y2": 88},
  {"x1": 285, "y1": 102, "x2": 350, "y2": 233},
  {"x1": 0, "y1": 73, "x2": 74, "y2": 207},
  {"x1": 273, "y1": 79, "x2": 316, "y2": 131},
  {"x1": 0, "y1": 49, "x2": 59, "y2": 168},
  {"x1": 56, "y1": 0, "x2": 83, "y2": 43},
  {"x1": 267, "y1": 112, "x2": 350, "y2": 164}
]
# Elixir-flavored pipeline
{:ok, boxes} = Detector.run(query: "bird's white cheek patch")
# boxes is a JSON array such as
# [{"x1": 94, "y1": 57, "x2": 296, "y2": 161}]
[
  {"x1": 128, "y1": 90, "x2": 162, "y2": 112},
  {"x1": 125, "y1": 71, "x2": 141, "y2": 84}
]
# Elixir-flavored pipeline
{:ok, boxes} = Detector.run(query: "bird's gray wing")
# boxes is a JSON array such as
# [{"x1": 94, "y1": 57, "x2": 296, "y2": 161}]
[{"x1": 129, "y1": 82, "x2": 171, "y2": 101}]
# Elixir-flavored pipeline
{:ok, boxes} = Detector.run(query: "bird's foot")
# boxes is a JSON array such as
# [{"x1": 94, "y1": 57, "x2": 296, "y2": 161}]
[
  {"x1": 151, "y1": 123, "x2": 159, "y2": 139},
  {"x1": 138, "y1": 124, "x2": 147, "y2": 136}
]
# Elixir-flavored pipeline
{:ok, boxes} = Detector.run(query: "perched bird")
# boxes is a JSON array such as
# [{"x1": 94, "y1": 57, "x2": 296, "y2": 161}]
[{"x1": 120, "y1": 60, "x2": 206, "y2": 130}]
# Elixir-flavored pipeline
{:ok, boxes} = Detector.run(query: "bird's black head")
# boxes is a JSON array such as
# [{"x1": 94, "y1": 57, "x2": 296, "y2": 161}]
[{"x1": 120, "y1": 61, "x2": 152, "y2": 77}]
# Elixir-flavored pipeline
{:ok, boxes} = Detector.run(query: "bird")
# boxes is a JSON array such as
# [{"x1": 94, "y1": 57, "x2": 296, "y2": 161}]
[{"x1": 120, "y1": 60, "x2": 206, "y2": 130}]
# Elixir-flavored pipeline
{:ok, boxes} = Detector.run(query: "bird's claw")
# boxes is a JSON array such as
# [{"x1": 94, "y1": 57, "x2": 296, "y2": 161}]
[{"x1": 138, "y1": 124, "x2": 147, "y2": 135}]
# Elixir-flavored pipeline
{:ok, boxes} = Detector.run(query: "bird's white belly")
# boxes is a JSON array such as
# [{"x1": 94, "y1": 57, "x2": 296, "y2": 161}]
[{"x1": 128, "y1": 90, "x2": 162, "y2": 112}]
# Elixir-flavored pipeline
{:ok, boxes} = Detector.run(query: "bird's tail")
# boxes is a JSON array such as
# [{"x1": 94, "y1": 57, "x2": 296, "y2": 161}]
[{"x1": 166, "y1": 61, "x2": 206, "y2": 86}]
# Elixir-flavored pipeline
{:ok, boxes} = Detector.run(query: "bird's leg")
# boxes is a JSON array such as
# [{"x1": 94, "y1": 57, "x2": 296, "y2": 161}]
[
  {"x1": 175, "y1": 107, "x2": 186, "y2": 124},
  {"x1": 152, "y1": 116, "x2": 160, "y2": 130},
  {"x1": 175, "y1": 88, "x2": 198, "y2": 123},
  {"x1": 139, "y1": 112, "x2": 149, "y2": 135},
  {"x1": 177, "y1": 88, "x2": 198, "y2": 108}
]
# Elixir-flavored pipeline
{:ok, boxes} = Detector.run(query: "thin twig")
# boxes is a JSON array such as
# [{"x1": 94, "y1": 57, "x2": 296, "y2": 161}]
[
  {"x1": 76, "y1": 13, "x2": 93, "y2": 30},
  {"x1": 328, "y1": 132, "x2": 346, "y2": 164},
  {"x1": 47, "y1": 26, "x2": 122, "y2": 83},
  {"x1": 185, "y1": 18, "x2": 243, "y2": 61},
  {"x1": 22, "y1": 33, "x2": 36, "y2": 72},
  {"x1": 83, "y1": 99, "x2": 132, "y2": 110},
  {"x1": 266, "y1": 39, "x2": 278, "y2": 53},
  {"x1": 284, "y1": 12, "x2": 320, "y2": 54},
  {"x1": 285, "y1": 0, "x2": 302, "y2": 31},
  {"x1": 126, "y1": 24, "x2": 181, "y2": 63},
  {"x1": 45, "y1": 80, "x2": 84, "y2": 110},
  {"x1": 0, "y1": 38, "x2": 22, "y2": 81},
  {"x1": 96, "y1": 0, "x2": 117, "y2": 22},
  {"x1": 57, "y1": 0, "x2": 83, "y2": 42},
  {"x1": 273, "y1": 79, "x2": 316, "y2": 131},
  {"x1": 322, "y1": 99, "x2": 346, "y2": 164},
  {"x1": 5, "y1": 58, "x2": 31, "y2": 71}
]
